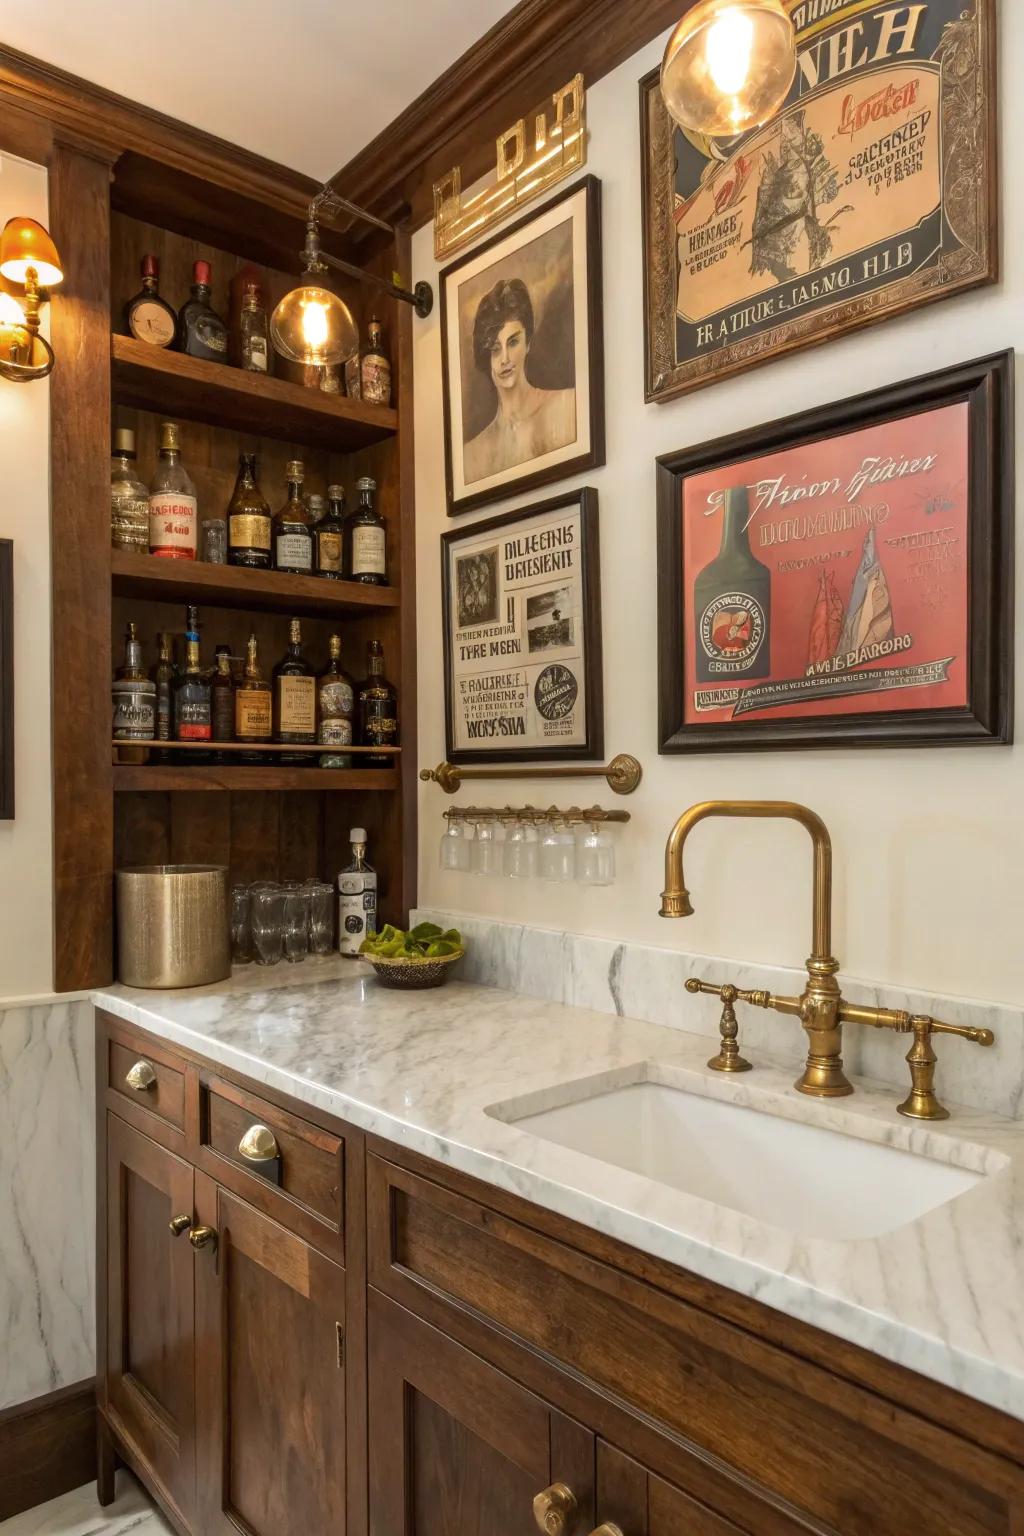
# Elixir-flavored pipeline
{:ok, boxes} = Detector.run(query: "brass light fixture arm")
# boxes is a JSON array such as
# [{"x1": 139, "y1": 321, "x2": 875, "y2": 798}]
[
  {"x1": 302, "y1": 186, "x2": 434, "y2": 317},
  {"x1": 421, "y1": 754, "x2": 642, "y2": 797},
  {"x1": 0, "y1": 265, "x2": 55, "y2": 382}
]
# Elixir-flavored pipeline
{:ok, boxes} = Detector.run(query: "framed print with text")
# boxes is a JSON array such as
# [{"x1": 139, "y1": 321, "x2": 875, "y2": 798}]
[
  {"x1": 657, "y1": 352, "x2": 1013, "y2": 753},
  {"x1": 442, "y1": 488, "x2": 603, "y2": 763},
  {"x1": 440, "y1": 176, "x2": 604, "y2": 516},
  {"x1": 641, "y1": 0, "x2": 997, "y2": 403}
]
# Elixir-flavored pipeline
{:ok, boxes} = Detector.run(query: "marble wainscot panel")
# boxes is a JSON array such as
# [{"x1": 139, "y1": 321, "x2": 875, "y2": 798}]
[
  {"x1": 0, "y1": 995, "x2": 95, "y2": 1410},
  {"x1": 412, "y1": 910, "x2": 1024, "y2": 1121}
]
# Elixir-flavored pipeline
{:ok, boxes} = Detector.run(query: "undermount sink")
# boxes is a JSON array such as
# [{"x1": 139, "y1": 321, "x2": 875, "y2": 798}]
[{"x1": 489, "y1": 1070, "x2": 986, "y2": 1242}]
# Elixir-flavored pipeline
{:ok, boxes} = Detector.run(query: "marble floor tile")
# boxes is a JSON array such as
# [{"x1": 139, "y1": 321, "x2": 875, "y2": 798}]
[{"x1": 0, "y1": 1473, "x2": 170, "y2": 1536}]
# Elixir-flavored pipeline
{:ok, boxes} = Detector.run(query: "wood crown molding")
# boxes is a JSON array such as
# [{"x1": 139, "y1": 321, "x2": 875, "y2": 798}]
[{"x1": 328, "y1": 0, "x2": 685, "y2": 231}]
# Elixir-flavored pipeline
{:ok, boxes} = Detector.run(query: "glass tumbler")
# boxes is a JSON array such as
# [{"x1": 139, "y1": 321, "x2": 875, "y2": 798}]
[
  {"x1": 472, "y1": 820, "x2": 504, "y2": 877},
  {"x1": 250, "y1": 886, "x2": 285, "y2": 966},
  {"x1": 439, "y1": 819, "x2": 471, "y2": 872},
  {"x1": 306, "y1": 881, "x2": 335, "y2": 955},
  {"x1": 540, "y1": 821, "x2": 576, "y2": 883},
  {"x1": 283, "y1": 887, "x2": 311, "y2": 963},
  {"x1": 230, "y1": 883, "x2": 253, "y2": 964},
  {"x1": 504, "y1": 819, "x2": 539, "y2": 880},
  {"x1": 576, "y1": 823, "x2": 615, "y2": 886}
]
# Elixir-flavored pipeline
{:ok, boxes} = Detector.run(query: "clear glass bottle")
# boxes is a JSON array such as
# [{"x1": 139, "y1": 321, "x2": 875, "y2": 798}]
[
  {"x1": 357, "y1": 639, "x2": 398, "y2": 765},
  {"x1": 112, "y1": 622, "x2": 156, "y2": 750},
  {"x1": 314, "y1": 485, "x2": 345, "y2": 580},
  {"x1": 338, "y1": 828, "x2": 377, "y2": 956},
  {"x1": 149, "y1": 422, "x2": 198, "y2": 560},
  {"x1": 176, "y1": 259, "x2": 228, "y2": 362},
  {"x1": 235, "y1": 632, "x2": 272, "y2": 760},
  {"x1": 124, "y1": 254, "x2": 176, "y2": 348},
  {"x1": 317, "y1": 634, "x2": 355, "y2": 767},
  {"x1": 272, "y1": 617, "x2": 317, "y2": 756},
  {"x1": 110, "y1": 428, "x2": 150, "y2": 551},
  {"x1": 238, "y1": 280, "x2": 269, "y2": 373},
  {"x1": 272, "y1": 460, "x2": 314, "y2": 575},
  {"x1": 344, "y1": 476, "x2": 387, "y2": 584},
  {"x1": 360, "y1": 315, "x2": 391, "y2": 405},
  {"x1": 227, "y1": 452, "x2": 272, "y2": 569}
]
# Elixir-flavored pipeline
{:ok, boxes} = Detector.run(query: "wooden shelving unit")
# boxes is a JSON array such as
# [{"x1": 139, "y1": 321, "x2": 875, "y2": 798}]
[
  {"x1": 111, "y1": 548, "x2": 400, "y2": 619},
  {"x1": 113, "y1": 765, "x2": 399, "y2": 792}
]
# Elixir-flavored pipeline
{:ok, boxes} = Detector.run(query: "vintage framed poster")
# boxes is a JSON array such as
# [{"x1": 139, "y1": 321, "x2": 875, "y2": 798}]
[
  {"x1": 641, "y1": 0, "x2": 997, "y2": 403},
  {"x1": 442, "y1": 488, "x2": 603, "y2": 763},
  {"x1": 657, "y1": 352, "x2": 1013, "y2": 753},
  {"x1": 440, "y1": 175, "x2": 604, "y2": 516}
]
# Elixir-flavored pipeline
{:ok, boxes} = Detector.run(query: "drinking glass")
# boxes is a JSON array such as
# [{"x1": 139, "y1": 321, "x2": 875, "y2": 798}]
[
  {"x1": 472, "y1": 819, "x2": 504, "y2": 877},
  {"x1": 540, "y1": 821, "x2": 576, "y2": 883},
  {"x1": 230, "y1": 883, "x2": 253, "y2": 964},
  {"x1": 201, "y1": 516, "x2": 227, "y2": 564},
  {"x1": 283, "y1": 887, "x2": 311, "y2": 962},
  {"x1": 576, "y1": 822, "x2": 615, "y2": 886},
  {"x1": 439, "y1": 819, "x2": 472, "y2": 872},
  {"x1": 504, "y1": 819, "x2": 539, "y2": 880},
  {"x1": 250, "y1": 886, "x2": 285, "y2": 965},
  {"x1": 305, "y1": 881, "x2": 335, "y2": 955}
]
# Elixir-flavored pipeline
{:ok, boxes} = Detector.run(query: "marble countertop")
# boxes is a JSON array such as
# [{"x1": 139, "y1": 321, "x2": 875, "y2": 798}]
[{"x1": 94, "y1": 959, "x2": 1024, "y2": 1422}]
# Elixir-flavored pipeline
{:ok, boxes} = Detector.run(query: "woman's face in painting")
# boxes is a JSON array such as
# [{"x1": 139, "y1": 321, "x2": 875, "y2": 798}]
[{"x1": 489, "y1": 319, "x2": 528, "y2": 392}]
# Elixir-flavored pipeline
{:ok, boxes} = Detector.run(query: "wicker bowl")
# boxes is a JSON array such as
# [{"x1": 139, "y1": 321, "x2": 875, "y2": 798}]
[{"x1": 364, "y1": 949, "x2": 465, "y2": 990}]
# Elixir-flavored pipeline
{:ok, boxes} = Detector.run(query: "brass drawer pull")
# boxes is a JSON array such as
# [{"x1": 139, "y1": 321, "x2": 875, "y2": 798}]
[
  {"x1": 169, "y1": 1214, "x2": 192, "y2": 1237},
  {"x1": 125, "y1": 1060, "x2": 156, "y2": 1092},
  {"x1": 188, "y1": 1225, "x2": 217, "y2": 1252},
  {"x1": 238, "y1": 1123, "x2": 280, "y2": 1162},
  {"x1": 533, "y1": 1484, "x2": 578, "y2": 1535}
]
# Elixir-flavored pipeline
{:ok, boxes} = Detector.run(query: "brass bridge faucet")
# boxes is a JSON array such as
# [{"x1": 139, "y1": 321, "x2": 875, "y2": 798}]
[{"x1": 660, "y1": 801, "x2": 993, "y2": 1119}]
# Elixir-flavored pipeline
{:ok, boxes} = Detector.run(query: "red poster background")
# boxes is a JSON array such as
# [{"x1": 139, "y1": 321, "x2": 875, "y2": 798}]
[{"x1": 681, "y1": 402, "x2": 970, "y2": 725}]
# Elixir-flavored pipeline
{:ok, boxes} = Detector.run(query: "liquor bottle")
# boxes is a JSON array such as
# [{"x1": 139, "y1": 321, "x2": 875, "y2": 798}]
[
  {"x1": 210, "y1": 649, "x2": 235, "y2": 757},
  {"x1": 151, "y1": 631, "x2": 176, "y2": 753},
  {"x1": 173, "y1": 628, "x2": 212, "y2": 749},
  {"x1": 227, "y1": 452, "x2": 272, "y2": 569},
  {"x1": 305, "y1": 492, "x2": 326, "y2": 533},
  {"x1": 272, "y1": 460, "x2": 313, "y2": 575},
  {"x1": 238, "y1": 280, "x2": 269, "y2": 373},
  {"x1": 317, "y1": 634, "x2": 355, "y2": 768},
  {"x1": 360, "y1": 315, "x2": 391, "y2": 406},
  {"x1": 692, "y1": 486, "x2": 772, "y2": 684},
  {"x1": 338, "y1": 828, "x2": 377, "y2": 956},
  {"x1": 110, "y1": 428, "x2": 150, "y2": 551},
  {"x1": 344, "y1": 476, "x2": 387, "y2": 584},
  {"x1": 124, "y1": 254, "x2": 176, "y2": 348},
  {"x1": 314, "y1": 485, "x2": 345, "y2": 580},
  {"x1": 272, "y1": 617, "x2": 317, "y2": 756},
  {"x1": 149, "y1": 422, "x2": 198, "y2": 560},
  {"x1": 344, "y1": 328, "x2": 361, "y2": 400},
  {"x1": 235, "y1": 632, "x2": 272, "y2": 757},
  {"x1": 176, "y1": 259, "x2": 228, "y2": 362},
  {"x1": 112, "y1": 622, "x2": 156, "y2": 753},
  {"x1": 357, "y1": 639, "x2": 398, "y2": 765}
]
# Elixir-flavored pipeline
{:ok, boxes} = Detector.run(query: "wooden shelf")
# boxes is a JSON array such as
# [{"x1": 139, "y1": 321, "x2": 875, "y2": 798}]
[
  {"x1": 111, "y1": 334, "x2": 399, "y2": 452},
  {"x1": 111, "y1": 549, "x2": 399, "y2": 618},
  {"x1": 112, "y1": 741, "x2": 400, "y2": 758},
  {"x1": 113, "y1": 765, "x2": 399, "y2": 792}
]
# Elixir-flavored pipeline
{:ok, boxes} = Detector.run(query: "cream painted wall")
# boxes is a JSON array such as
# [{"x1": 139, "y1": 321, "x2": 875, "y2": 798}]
[
  {"x1": 0, "y1": 154, "x2": 54, "y2": 998},
  {"x1": 414, "y1": 16, "x2": 1024, "y2": 1009}
]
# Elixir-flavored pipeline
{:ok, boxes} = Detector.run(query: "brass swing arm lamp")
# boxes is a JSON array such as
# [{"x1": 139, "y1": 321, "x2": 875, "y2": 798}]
[{"x1": 0, "y1": 216, "x2": 64, "y2": 384}]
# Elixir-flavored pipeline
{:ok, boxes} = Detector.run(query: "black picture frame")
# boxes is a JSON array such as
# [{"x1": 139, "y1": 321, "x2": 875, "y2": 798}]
[
  {"x1": 657, "y1": 352, "x2": 1014, "y2": 753},
  {"x1": 442, "y1": 487, "x2": 604, "y2": 764},
  {"x1": 0, "y1": 539, "x2": 13, "y2": 819},
  {"x1": 440, "y1": 175, "x2": 605, "y2": 517}
]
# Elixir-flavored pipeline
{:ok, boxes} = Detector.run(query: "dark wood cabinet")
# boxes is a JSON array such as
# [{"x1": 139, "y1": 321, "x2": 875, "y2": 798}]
[
  {"x1": 104, "y1": 1113, "x2": 196, "y2": 1531},
  {"x1": 193, "y1": 1176, "x2": 347, "y2": 1536},
  {"x1": 368, "y1": 1290, "x2": 594, "y2": 1536}
]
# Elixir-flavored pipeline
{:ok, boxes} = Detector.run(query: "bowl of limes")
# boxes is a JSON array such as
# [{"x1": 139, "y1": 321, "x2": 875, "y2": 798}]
[{"x1": 359, "y1": 922, "x2": 465, "y2": 989}]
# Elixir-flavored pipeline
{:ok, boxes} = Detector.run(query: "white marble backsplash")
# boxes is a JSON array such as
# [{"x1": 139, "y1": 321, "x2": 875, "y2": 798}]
[
  {"x1": 0, "y1": 997, "x2": 96, "y2": 1411},
  {"x1": 413, "y1": 909, "x2": 1024, "y2": 1121}
]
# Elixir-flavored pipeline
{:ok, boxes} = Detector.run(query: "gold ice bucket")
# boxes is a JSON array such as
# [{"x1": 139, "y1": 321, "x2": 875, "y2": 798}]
[{"x1": 115, "y1": 864, "x2": 231, "y2": 989}]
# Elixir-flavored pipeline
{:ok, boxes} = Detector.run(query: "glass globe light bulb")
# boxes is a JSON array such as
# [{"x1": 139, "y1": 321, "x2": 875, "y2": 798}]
[
  {"x1": 270, "y1": 279, "x2": 358, "y2": 367},
  {"x1": 661, "y1": 0, "x2": 796, "y2": 137}
]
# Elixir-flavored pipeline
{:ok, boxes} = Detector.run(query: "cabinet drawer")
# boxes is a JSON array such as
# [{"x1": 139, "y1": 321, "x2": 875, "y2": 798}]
[
  {"x1": 107, "y1": 1036, "x2": 185, "y2": 1131},
  {"x1": 368, "y1": 1154, "x2": 1024, "y2": 1536},
  {"x1": 198, "y1": 1075, "x2": 344, "y2": 1260}
]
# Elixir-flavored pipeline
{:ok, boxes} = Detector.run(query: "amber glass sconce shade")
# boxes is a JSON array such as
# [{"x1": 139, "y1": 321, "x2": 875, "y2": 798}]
[
  {"x1": 270, "y1": 279, "x2": 358, "y2": 367},
  {"x1": 0, "y1": 217, "x2": 64, "y2": 383},
  {"x1": 661, "y1": 0, "x2": 796, "y2": 136}
]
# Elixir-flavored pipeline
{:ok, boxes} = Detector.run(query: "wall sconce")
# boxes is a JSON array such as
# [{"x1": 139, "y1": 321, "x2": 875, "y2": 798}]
[
  {"x1": 661, "y1": 0, "x2": 796, "y2": 136},
  {"x1": 0, "y1": 217, "x2": 64, "y2": 383}
]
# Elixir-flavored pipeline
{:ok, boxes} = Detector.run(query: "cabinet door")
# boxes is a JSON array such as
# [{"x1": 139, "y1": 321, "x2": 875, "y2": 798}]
[
  {"x1": 369, "y1": 1290, "x2": 594, "y2": 1536},
  {"x1": 105, "y1": 1113, "x2": 196, "y2": 1529},
  {"x1": 193, "y1": 1173, "x2": 347, "y2": 1536},
  {"x1": 596, "y1": 1442, "x2": 800, "y2": 1536}
]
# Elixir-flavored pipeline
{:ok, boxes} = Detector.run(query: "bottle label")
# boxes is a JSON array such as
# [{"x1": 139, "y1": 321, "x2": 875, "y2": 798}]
[
  {"x1": 212, "y1": 691, "x2": 235, "y2": 742},
  {"x1": 195, "y1": 316, "x2": 228, "y2": 354},
  {"x1": 277, "y1": 675, "x2": 316, "y2": 733},
  {"x1": 236, "y1": 691, "x2": 272, "y2": 739},
  {"x1": 129, "y1": 301, "x2": 175, "y2": 347},
  {"x1": 112, "y1": 687, "x2": 155, "y2": 740},
  {"x1": 697, "y1": 591, "x2": 768, "y2": 675},
  {"x1": 338, "y1": 878, "x2": 377, "y2": 953},
  {"x1": 320, "y1": 679, "x2": 354, "y2": 717},
  {"x1": 276, "y1": 533, "x2": 313, "y2": 570},
  {"x1": 176, "y1": 700, "x2": 212, "y2": 740},
  {"x1": 362, "y1": 706, "x2": 398, "y2": 746},
  {"x1": 319, "y1": 716, "x2": 353, "y2": 747},
  {"x1": 244, "y1": 337, "x2": 268, "y2": 372},
  {"x1": 317, "y1": 531, "x2": 343, "y2": 572},
  {"x1": 230, "y1": 513, "x2": 271, "y2": 551},
  {"x1": 361, "y1": 356, "x2": 391, "y2": 405},
  {"x1": 352, "y1": 526, "x2": 386, "y2": 576},
  {"x1": 150, "y1": 492, "x2": 198, "y2": 557}
]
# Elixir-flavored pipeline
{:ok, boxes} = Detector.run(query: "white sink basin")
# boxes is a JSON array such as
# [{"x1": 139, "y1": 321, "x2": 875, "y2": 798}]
[{"x1": 492, "y1": 1074, "x2": 984, "y2": 1241}]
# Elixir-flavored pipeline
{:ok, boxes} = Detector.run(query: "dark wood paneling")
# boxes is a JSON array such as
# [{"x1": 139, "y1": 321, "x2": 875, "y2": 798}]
[
  {"x1": 598, "y1": 1442, "x2": 751, "y2": 1536},
  {"x1": 49, "y1": 138, "x2": 116, "y2": 990},
  {"x1": 110, "y1": 549, "x2": 399, "y2": 620},
  {"x1": 0, "y1": 1381, "x2": 96, "y2": 1521}
]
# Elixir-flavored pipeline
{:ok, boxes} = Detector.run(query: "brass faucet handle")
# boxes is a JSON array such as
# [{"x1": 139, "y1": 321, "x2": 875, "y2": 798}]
[
  {"x1": 928, "y1": 1017, "x2": 996, "y2": 1047},
  {"x1": 685, "y1": 977, "x2": 771, "y2": 1009},
  {"x1": 898, "y1": 1015, "x2": 995, "y2": 1122}
]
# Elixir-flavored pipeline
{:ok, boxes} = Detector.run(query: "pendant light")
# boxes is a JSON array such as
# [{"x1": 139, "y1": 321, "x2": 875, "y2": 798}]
[
  {"x1": 270, "y1": 222, "x2": 359, "y2": 367},
  {"x1": 661, "y1": 0, "x2": 797, "y2": 137}
]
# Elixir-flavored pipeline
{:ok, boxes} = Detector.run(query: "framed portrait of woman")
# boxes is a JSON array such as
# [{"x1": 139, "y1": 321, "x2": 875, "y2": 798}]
[{"x1": 440, "y1": 175, "x2": 604, "y2": 516}]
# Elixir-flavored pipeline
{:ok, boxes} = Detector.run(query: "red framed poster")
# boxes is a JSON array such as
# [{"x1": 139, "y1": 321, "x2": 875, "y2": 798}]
[{"x1": 657, "y1": 352, "x2": 1013, "y2": 752}]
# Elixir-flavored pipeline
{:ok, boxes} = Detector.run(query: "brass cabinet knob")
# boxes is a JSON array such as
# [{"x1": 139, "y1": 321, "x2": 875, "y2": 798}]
[
  {"x1": 238, "y1": 1123, "x2": 280, "y2": 1163},
  {"x1": 188, "y1": 1225, "x2": 218, "y2": 1252},
  {"x1": 533, "y1": 1483, "x2": 578, "y2": 1535},
  {"x1": 588, "y1": 1527, "x2": 624, "y2": 1536},
  {"x1": 168, "y1": 1215, "x2": 192, "y2": 1237},
  {"x1": 125, "y1": 1060, "x2": 156, "y2": 1092}
]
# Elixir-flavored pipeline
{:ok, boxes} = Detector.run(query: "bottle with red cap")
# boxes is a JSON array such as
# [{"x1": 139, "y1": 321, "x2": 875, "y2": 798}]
[
  {"x1": 124, "y1": 254, "x2": 176, "y2": 348},
  {"x1": 176, "y1": 258, "x2": 228, "y2": 362}
]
